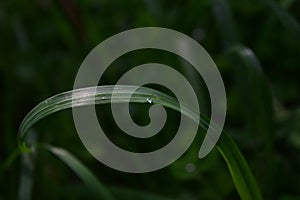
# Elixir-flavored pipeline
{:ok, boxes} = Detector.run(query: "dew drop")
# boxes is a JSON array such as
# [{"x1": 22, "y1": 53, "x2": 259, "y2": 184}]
[
  {"x1": 44, "y1": 100, "x2": 48, "y2": 104},
  {"x1": 146, "y1": 97, "x2": 153, "y2": 104}
]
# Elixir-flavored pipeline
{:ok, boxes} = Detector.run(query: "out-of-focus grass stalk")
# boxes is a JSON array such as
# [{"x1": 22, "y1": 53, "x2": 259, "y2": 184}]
[
  {"x1": 18, "y1": 131, "x2": 37, "y2": 200},
  {"x1": 211, "y1": 0, "x2": 239, "y2": 47}
]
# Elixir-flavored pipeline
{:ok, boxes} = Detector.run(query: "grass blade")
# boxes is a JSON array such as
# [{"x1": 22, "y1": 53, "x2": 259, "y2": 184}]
[
  {"x1": 229, "y1": 45, "x2": 274, "y2": 198},
  {"x1": 18, "y1": 152, "x2": 36, "y2": 200},
  {"x1": 0, "y1": 148, "x2": 21, "y2": 174},
  {"x1": 43, "y1": 145, "x2": 115, "y2": 200},
  {"x1": 18, "y1": 85, "x2": 263, "y2": 200},
  {"x1": 18, "y1": 131, "x2": 37, "y2": 200},
  {"x1": 17, "y1": 85, "x2": 200, "y2": 152},
  {"x1": 212, "y1": 1, "x2": 273, "y2": 197},
  {"x1": 217, "y1": 133, "x2": 263, "y2": 200},
  {"x1": 229, "y1": 45, "x2": 274, "y2": 142}
]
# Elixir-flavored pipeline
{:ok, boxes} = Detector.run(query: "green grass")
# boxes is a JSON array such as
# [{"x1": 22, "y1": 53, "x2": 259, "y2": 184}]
[
  {"x1": 1, "y1": 0, "x2": 300, "y2": 199},
  {"x1": 17, "y1": 85, "x2": 262, "y2": 200}
]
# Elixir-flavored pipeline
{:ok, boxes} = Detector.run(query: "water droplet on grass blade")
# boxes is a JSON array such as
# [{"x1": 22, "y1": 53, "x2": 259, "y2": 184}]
[{"x1": 146, "y1": 97, "x2": 153, "y2": 104}]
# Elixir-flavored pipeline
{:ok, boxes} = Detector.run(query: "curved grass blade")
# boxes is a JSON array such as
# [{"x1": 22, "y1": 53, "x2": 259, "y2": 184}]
[
  {"x1": 229, "y1": 45, "x2": 274, "y2": 198},
  {"x1": 229, "y1": 45, "x2": 274, "y2": 144},
  {"x1": 211, "y1": 1, "x2": 273, "y2": 197},
  {"x1": 17, "y1": 85, "x2": 201, "y2": 152},
  {"x1": 18, "y1": 85, "x2": 263, "y2": 200},
  {"x1": 43, "y1": 145, "x2": 115, "y2": 200}
]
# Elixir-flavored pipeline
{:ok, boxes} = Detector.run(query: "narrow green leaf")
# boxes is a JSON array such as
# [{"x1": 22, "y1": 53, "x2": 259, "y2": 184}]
[
  {"x1": 43, "y1": 145, "x2": 115, "y2": 200},
  {"x1": 18, "y1": 85, "x2": 263, "y2": 200},
  {"x1": 17, "y1": 85, "x2": 200, "y2": 152},
  {"x1": 0, "y1": 148, "x2": 21, "y2": 174},
  {"x1": 229, "y1": 45, "x2": 274, "y2": 143},
  {"x1": 217, "y1": 133, "x2": 263, "y2": 200},
  {"x1": 211, "y1": 0, "x2": 273, "y2": 197},
  {"x1": 229, "y1": 45, "x2": 274, "y2": 198}
]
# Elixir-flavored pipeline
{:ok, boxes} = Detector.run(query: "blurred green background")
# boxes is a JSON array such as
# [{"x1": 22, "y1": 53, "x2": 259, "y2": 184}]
[{"x1": 1, "y1": 0, "x2": 300, "y2": 199}]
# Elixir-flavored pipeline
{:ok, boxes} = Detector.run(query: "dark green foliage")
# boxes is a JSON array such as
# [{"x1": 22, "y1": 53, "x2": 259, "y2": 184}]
[{"x1": 1, "y1": 0, "x2": 299, "y2": 199}]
